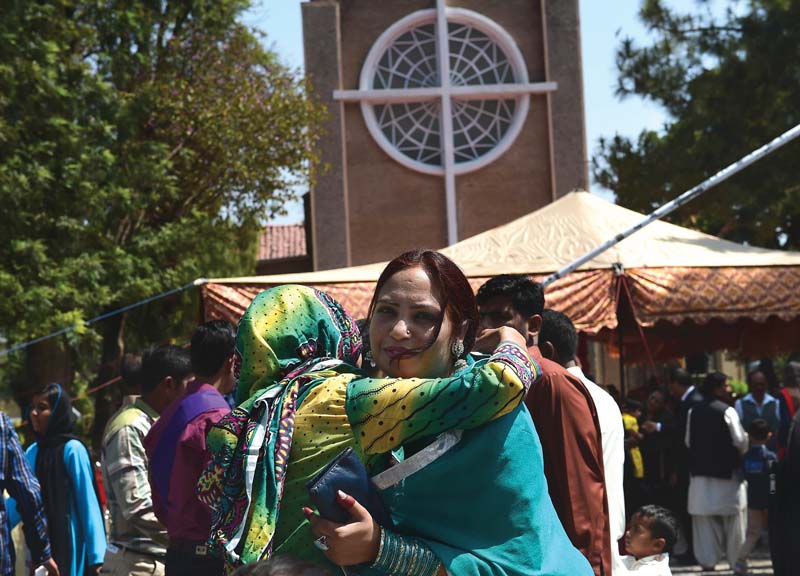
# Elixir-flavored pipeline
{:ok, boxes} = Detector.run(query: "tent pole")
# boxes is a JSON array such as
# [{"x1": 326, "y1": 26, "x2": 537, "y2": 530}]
[
  {"x1": 618, "y1": 320, "x2": 626, "y2": 399},
  {"x1": 613, "y1": 267, "x2": 626, "y2": 398},
  {"x1": 619, "y1": 274, "x2": 660, "y2": 386}
]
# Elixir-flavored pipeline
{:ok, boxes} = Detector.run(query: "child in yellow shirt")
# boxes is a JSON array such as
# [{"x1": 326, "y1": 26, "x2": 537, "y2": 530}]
[{"x1": 623, "y1": 400, "x2": 645, "y2": 479}]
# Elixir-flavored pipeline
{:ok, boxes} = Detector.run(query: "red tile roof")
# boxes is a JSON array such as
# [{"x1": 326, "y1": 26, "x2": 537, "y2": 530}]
[{"x1": 258, "y1": 224, "x2": 307, "y2": 261}]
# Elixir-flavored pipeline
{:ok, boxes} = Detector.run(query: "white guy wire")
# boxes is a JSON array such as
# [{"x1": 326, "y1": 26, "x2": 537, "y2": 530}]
[{"x1": 542, "y1": 123, "x2": 800, "y2": 286}]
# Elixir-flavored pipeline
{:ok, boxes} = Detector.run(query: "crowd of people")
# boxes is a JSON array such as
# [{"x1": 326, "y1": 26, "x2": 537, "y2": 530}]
[
  {"x1": 2, "y1": 248, "x2": 800, "y2": 576},
  {"x1": 618, "y1": 362, "x2": 800, "y2": 576}
]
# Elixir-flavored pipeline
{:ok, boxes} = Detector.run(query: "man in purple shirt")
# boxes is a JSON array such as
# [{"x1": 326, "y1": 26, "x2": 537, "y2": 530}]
[{"x1": 145, "y1": 320, "x2": 235, "y2": 576}]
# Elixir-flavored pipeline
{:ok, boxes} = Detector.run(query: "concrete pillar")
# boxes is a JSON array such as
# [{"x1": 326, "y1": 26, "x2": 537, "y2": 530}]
[{"x1": 302, "y1": 1, "x2": 351, "y2": 270}]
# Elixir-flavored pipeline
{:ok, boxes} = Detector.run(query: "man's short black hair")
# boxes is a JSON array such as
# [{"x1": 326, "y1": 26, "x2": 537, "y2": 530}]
[
  {"x1": 190, "y1": 320, "x2": 236, "y2": 378},
  {"x1": 748, "y1": 418, "x2": 771, "y2": 441},
  {"x1": 540, "y1": 309, "x2": 578, "y2": 362},
  {"x1": 120, "y1": 352, "x2": 143, "y2": 395},
  {"x1": 476, "y1": 274, "x2": 544, "y2": 317},
  {"x1": 669, "y1": 366, "x2": 692, "y2": 389},
  {"x1": 636, "y1": 505, "x2": 678, "y2": 553},
  {"x1": 785, "y1": 361, "x2": 800, "y2": 388},
  {"x1": 140, "y1": 344, "x2": 192, "y2": 395},
  {"x1": 685, "y1": 352, "x2": 710, "y2": 374},
  {"x1": 701, "y1": 371, "x2": 728, "y2": 395},
  {"x1": 232, "y1": 556, "x2": 332, "y2": 576}
]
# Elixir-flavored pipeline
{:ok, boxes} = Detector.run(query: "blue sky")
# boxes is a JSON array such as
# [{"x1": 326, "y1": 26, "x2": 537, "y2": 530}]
[{"x1": 244, "y1": 0, "x2": 704, "y2": 222}]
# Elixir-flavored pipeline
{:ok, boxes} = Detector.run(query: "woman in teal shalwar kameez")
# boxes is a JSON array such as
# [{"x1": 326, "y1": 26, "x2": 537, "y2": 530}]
[
  {"x1": 374, "y1": 394, "x2": 582, "y2": 575},
  {"x1": 200, "y1": 250, "x2": 592, "y2": 576}
]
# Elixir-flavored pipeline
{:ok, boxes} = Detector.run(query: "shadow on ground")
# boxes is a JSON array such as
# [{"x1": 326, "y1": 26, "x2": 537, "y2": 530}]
[{"x1": 671, "y1": 549, "x2": 773, "y2": 575}]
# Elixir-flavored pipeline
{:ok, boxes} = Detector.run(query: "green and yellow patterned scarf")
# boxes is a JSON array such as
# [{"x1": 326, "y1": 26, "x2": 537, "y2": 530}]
[{"x1": 197, "y1": 285, "x2": 361, "y2": 568}]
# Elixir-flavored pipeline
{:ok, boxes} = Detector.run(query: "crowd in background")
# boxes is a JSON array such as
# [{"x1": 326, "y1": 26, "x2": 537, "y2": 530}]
[
  {"x1": 2, "y1": 250, "x2": 800, "y2": 576},
  {"x1": 617, "y1": 363, "x2": 799, "y2": 575}
]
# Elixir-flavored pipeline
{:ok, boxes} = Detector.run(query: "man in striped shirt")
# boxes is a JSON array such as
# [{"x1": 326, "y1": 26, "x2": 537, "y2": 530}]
[
  {"x1": 101, "y1": 345, "x2": 192, "y2": 576},
  {"x1": 1, "y1": 411, "x2": 59, "y2": 576}
]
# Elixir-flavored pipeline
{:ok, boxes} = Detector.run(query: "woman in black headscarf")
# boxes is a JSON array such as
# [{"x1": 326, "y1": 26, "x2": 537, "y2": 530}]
[{"x1": 11, "y1": 384, "x2": 106, "y2": 575}]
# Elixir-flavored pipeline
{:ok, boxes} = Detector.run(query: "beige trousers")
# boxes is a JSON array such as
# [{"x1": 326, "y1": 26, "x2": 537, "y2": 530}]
[
  {"x1": 737, "y1": 508, "x2": 769, "y2": 563},
  {"x1": 100, "y1": 546, "x2": 166, "y2": 576}
]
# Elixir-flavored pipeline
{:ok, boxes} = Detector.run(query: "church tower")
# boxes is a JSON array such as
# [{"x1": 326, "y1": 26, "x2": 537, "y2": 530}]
[{"x1": 302, "y1": 0, "x2": 587, "y2": 270}]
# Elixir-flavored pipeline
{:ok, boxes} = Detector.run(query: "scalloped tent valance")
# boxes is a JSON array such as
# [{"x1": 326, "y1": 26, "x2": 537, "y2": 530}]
[{"x1": 203, "y1": 192, "x2": 800, "y2": 360}]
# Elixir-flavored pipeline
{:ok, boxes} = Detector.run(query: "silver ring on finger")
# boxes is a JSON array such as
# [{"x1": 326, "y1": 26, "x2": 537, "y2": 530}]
[{"x1": 314, "y1": 535, "x2": 330, "y2": 551}]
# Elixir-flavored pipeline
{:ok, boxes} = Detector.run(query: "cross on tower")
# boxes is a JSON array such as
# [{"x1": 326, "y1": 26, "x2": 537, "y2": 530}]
[{"x1": 334, "y1": 0, "x2": 557, "y2": 244}]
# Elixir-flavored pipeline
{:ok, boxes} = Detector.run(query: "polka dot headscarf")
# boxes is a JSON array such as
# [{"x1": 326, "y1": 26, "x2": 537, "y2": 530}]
[{"x1": 234, "y1": 285, "x2": 362, "y2": 404}]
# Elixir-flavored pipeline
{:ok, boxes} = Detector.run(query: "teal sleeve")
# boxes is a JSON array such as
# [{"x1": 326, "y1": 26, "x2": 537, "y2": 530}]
[
  {"x1": 347, "y1": 342, "x2": 539, "y2": 455},
  {"x1": 64, "y1": 440, "x2": 107, "y2": 566},
  {"x1": 5, "y1": 496, "x2": 20, "y2": 528}
]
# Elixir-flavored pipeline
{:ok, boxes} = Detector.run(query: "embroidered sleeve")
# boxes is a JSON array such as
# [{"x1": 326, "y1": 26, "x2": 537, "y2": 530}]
[
  {"x1": 347, "y1": 342, "x2": 539, "y2": 455},
  {"x1": 371, "y1": 528, "x2": 442, "y2": 576}
]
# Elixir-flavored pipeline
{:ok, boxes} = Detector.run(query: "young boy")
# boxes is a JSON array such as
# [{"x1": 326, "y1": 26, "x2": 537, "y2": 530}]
[
  {"x1": 734, "y1": 419, "x2": 777, "y2": 575},
  {"x1": 622, "y1": 400, "x2": 645, "y2": 479},
  {"x1": 622, "y1": 505, "x2": 677, "y2": 575}
]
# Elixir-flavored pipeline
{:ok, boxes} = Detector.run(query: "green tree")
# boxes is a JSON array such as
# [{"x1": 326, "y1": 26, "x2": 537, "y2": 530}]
[
  {"x1": 0, "y1": 1, "x2": 323, "y2": 401},
  {"x1": 593, "y1": 0, "x2": 800, "y2": 249}
]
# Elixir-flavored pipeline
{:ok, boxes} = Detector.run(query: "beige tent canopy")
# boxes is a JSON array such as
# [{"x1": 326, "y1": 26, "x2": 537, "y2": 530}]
[{"x1": 203, "y1": 192, "x2": 800, "y2": 360}]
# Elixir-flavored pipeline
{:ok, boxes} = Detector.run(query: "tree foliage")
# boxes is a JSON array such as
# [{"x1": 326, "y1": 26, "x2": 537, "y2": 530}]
[
  {"x1": 593, "y1": 0, "x2": 800, "y2": 249},
  {"x1": 0, "y1": 0, "x2": 323, "y2": 378}
]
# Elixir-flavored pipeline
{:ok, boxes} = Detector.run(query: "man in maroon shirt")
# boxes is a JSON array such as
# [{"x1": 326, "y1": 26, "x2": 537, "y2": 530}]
[
  {"x1": 477, "y1": 275, "x2": 611, "y2": 576},
  {"x1": 145, "y1": 320, "x2": 236, "y2": 576}
]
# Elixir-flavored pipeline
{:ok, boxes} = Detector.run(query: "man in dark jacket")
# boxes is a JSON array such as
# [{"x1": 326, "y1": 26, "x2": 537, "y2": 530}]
[{"x1": 666, "y1": 366, "x2": 704, "y2": 562}]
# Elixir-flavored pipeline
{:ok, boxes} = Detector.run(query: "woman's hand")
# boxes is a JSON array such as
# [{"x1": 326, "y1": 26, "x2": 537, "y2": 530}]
[
  {"x1": 473, "y1": 326, "x2": 527, "y2": 353},
  {"x1": 304, "y1": 490, "x2": 381, "y2": 566}
]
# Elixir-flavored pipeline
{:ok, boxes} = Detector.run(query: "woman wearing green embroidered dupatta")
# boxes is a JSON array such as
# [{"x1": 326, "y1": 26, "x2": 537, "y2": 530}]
[{"x1": 199, "y1": 250, "x2": 592, "y2": 576}]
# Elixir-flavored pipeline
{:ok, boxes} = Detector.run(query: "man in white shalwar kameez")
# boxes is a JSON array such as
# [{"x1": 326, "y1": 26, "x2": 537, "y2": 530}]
[
  {"x1": 539, "y1": 310, "x2": 626, "y2": 575},
  {"x1": 685, "y1": 372, "x2": 749, "y2": 570}
]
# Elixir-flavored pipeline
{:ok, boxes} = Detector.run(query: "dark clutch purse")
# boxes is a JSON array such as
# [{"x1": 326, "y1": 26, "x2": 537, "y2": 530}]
[{"x1": 306, "y1": 447, "x2": 392, "y2": 527}]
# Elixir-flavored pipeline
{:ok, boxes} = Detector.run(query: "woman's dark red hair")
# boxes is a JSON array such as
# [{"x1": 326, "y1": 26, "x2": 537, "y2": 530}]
[{"x1": 367, "y1": 249, "x2": 479, "y2": 356}]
